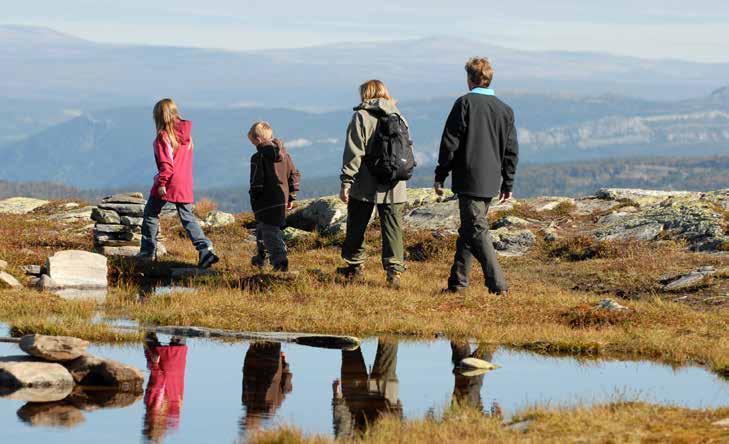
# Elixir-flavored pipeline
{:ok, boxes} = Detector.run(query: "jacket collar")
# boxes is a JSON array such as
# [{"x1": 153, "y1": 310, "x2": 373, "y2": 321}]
[{"x1": 470, "y1": 87, "x2": 495, "y2": 96}]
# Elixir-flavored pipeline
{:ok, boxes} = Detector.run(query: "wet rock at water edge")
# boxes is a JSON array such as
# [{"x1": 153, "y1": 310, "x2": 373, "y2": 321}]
[
  {"x1": 45, "y1": 250, "x2": 108, "y2": 289},
  {"x1": 0, "y1": 271, "x2": 23, "y2": 289},
  {"x1": 64, "y1": 354, "x2": 144, "y2": 393},
  {"x1": 66, "y1": 386, "x2": 142, "y2": 410},
  {"x1": 36, "y1": 274, "x2": 58, "y2": 290},
  {"x1": 0, "y1": 356, "x2": 75, "y2": 389},
  {"x1": 17, "y1": 402, "x2": 85, "y2": 428},
  {"x1": 20, "y1": 334, "x2": 90, "y2": 362}
]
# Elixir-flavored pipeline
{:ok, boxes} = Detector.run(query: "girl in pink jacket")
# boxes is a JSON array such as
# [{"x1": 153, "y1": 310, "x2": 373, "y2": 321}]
[{"x1": 139, "y1": 98, "x2": 219, "y2": 268}]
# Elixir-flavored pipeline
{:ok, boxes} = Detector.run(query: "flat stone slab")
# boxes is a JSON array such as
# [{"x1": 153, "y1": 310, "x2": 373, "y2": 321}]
[
  {"x1": 97, "y1": 203, "x2": 145, "y2": 216},
  {"x1": 119, "y1": 216, "x2": 143, "y2": 226},
  {"x1": 94, "y1": 224, "x2": 133, "y2": 234},
  {"x1": 0, "y1": 197, "x2": 49, "y2": 214},
  {"x1": 102, "y1": 193, "x2": 146, "y2": 205},
  {"x1": 46, "y1": 250, "x2": 108, "y2": 288},
  {"x1": 0, "y1": 356, "x2": 75, "y2": 388},
  {"x1": 0, "y1": 384, "x2": 74, "y2": 403},
  {"x1": 0, "y1": 271, "x2": 22, "y2": 289},
  {"x1": 145, "y1": 326, "x2": 360, "y2": 350},
  {"x1": 91, "y1": 208, "x2": 121, "y2": 224},
  {"x1": 20, "y1": 334, "x2": 90, "y2": 362}
]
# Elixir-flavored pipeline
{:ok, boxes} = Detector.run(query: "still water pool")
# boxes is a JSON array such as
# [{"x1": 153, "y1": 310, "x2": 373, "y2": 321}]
[{"x1": 1, "y1": 334, "x2": 728, "y2": 443}]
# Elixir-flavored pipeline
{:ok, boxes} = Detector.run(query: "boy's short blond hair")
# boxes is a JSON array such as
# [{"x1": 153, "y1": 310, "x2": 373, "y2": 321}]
[
  {"x1": 248, "y1": 121, "x2": 274, "y2": 141},
  {"x1": 465, "y1": 57, "x2": 494, "y2": 87},
  {"x1": 359, "y1": 79, "x2": 391, "y2": 101}
]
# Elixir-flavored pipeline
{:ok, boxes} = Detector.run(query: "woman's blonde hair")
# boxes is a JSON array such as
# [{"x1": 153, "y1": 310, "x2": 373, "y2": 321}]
[
  {"x1": 359, "y1": 79, "x2": 391, "y2": 102},
  {"x1": 153, "y1": 98, "x2": 181, "y2": 150}
]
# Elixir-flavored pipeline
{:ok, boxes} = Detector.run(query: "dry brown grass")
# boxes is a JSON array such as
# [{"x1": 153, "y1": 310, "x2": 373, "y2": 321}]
[
  {"x1": 249, "y1": 402, "x2": 729, "y2": 443},
  {"x1": 192, "y1": 198, "x2": 218, "y2": 218}
]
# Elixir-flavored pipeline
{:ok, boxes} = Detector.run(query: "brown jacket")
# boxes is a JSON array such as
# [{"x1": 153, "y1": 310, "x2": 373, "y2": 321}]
[{"x1": 250, "y1": 139, "x2": 301, "y2": 227}]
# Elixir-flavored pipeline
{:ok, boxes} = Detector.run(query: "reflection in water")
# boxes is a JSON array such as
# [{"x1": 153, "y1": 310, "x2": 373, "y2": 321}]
[
  {"x1": 240, "y1": 342, "x2": 293, "y2": 432},
  {"x1": 451, "y1": 341, "x2": 501, "y2": 418},
  {"x1": 333, "y1": 338, "x2": 402, "y2": 438},
  {"x1": 142, "y1": 333, "x2": 188, "y2": 443}
]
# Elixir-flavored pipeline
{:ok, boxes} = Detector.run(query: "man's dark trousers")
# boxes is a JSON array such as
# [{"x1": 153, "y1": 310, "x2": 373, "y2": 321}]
[{"x1": 448, "y1": 195, "x2": 507, "y2": 292}]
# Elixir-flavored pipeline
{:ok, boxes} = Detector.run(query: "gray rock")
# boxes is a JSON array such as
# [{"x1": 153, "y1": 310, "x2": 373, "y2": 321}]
[
  {"x1": 492, "y1": 215, "x2": 530, "y2": 229},
  {"x1": 0, "y1": 356, "x2": 75, "y2": 389},
  {"x1": 282, "y1": 226, "x2": 313, "y2": 242},
  {"x1": 46, "y1": 250, "x2": 108, "y2": 288},
  {"x1": 596, "y1": 188, "x2": 696, "y2": 204},
  {"x1": 573, "y1": 198, "x2": 624, "y2": 216},
  {"x1": 597, "y1": 222, "x2": 664, "y2": 242},
  {"x1": 492, "y1": 229, "x2": 536, "y2": 256},
  {"x1": 101, "y1": 193, "x2": 146, "y2": 204},
  {"x1": 202, "y1": 210, "x2": 235, "y2": 228},
  {"x1": 0, "y1": 271, "x2": 22, "y2": 289},
  {"x1": 64, "y1": 354, "x2": 144, "y2": 392},
  {"x1": 20, "y1": 334, "x2": 90, "y2": 362},
  {"x1": 49, "y1": 206, "x2": 94, "y2": 223},
  {"x1": 661, "y1": 267, "x2": 722, "y2": 291},
  {"x1": 93, "y1": 224, "x2": 131, "y2": 234},
  {"x1": 119, "y1": 216, "x2": 143, "y2": 226},
  {"x1": 90, "y1": 208, "x2": 121, "y2": 224},
  {"x1": 99, "y1": 246, "x2": 139, "y2": 257},
  {"x1": 596, "y1": 298, "x2": 629, "y2": 311},
  {"x1": 404, "y1": 187, "x2": 454, "y2": 208},
  {"x1": 0, "y1": 197, "x2": 49, "y2": 214},
  {"x1": 21, "y1": 265, "x2": 42, "y2": 276},
  {"x1": 287, "y1": 196, "x2": 348, "y2": 232},
  {"x1": 36, "y1": 274, "x2": 58, "y2": 290},
  {"x1": 0, "y1": 385, "x2": 73, "y2": 403},
  {"x1": 404, "y1": 199, "x2": 460, "y2": 232},
  {"x1": 97, "y1": 202, "x2": 145, "y2": 216},
  {"x1": 94, "y1": 236, "x2": 137, "y2": 246}
]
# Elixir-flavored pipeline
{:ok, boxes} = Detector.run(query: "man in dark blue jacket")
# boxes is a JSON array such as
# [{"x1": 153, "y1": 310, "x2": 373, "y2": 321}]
[{"x1": 434, "y1": 57, "x2": 519, "y2": 295}]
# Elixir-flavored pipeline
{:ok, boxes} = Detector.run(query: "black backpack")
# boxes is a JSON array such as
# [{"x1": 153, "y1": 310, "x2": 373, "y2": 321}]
[{"x1": 364, "y1": 112, "x2": 417, "y2": 186}]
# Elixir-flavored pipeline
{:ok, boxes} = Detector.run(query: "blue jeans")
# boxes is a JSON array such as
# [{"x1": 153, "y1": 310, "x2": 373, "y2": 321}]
[
  {"x1": 254, "y1": 222, "x2": 287, "y2": 267},
  {"x1": 140, "y1": 196, "x2": 213, "y2": 255}
]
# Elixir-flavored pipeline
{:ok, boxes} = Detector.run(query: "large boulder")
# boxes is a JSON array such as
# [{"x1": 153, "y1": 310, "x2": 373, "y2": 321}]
[
  {"x1": 64, "y1": 354, "x2": 144, "y2": 392},
  {"x1": 202, "y1": 210, "x2": 235, "y2": 228},
  {"x1": 0, "y1": 197, "x2": 49, "y2": 214},
  {"x1": 0, "y1": 356, "x2": 75, "y2": 389},
  {"x1": 45, "y1": 250, "x2": 108, "y2": 288},
  {"x1": 404, "y1": 187, "x2": 454, "y2": 208},
  {"x1": 287, "y1": 196, "x2": 348, "y2": 233},
  {"x1": 492, "y1": 228, "x2": 536, "y2": 256},
  {"x1": 403, "y1": 198, "x2": 460, "y2": 232},
  {"x1": 596, "y1": 188, "x2": 698, "y2": 206},
  {"x1": 19, "y1": 335, "x2": 90, "y2": 362}
]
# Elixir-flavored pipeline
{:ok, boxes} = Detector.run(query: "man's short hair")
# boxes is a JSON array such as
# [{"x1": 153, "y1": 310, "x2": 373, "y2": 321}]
[
  {"x1": 465, "y1": 57, "x2": 494, "y2": 87},
  {"x1": 248, "y1": 121, "x2": 274, "y2": 141}
]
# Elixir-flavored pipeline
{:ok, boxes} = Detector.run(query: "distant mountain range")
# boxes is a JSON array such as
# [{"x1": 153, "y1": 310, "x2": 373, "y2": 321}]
[
  {"x1": 3, "y1": 24, "x2": 729, "y2": 141},
  {"x1": 0, "y1": 87, "x2": 727, "y2": 189}
]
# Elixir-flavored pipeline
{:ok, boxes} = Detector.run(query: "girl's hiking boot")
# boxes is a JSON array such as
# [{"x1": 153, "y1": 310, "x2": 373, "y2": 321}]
[
  {"x1": 336, "y1": 264, "x2": 364, "y2": 283},
  {"x1": 198, "y1": 249, "x2": 220, "y2": 269},
  {"x1": 386, "y1": 270, "x2": 402, "y2": 289}
]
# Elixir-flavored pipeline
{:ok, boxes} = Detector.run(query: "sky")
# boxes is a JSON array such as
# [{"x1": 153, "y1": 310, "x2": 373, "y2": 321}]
[{"x1": 4, "y1": 0, "x2": 729, "y2": 62}]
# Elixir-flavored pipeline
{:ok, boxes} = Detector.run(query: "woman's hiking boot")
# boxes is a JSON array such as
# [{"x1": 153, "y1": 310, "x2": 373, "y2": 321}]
[
  {"x1": 198, "y1": 248, "x2": 220, "y2": 269},
  {"x1": 336, "y1": 264, "x2": 364, "y2": 284},
  {"x1": 386, "y1": 269, "x2": 402, "y2": 289}
]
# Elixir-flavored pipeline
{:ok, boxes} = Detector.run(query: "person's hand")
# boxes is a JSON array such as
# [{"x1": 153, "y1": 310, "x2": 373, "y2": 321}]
[
  {"x1": 434, "y1": 181, "x2": 444, "y2": 197},
  {"x1": 332, "y1": 379, "x2": 342, "y2": 398},
  {"x1": 157, "y1": 186, "x2": 167, "y2": 197},
  {"x1": 286, "y1": 201, "x2": 294, "y2": 211},
  {"x1": 499, "y1": 191, "x2": 513, "y2": 204},
  {"x1": 339, "y1": 184, "x2": 350, "y2": 204}
]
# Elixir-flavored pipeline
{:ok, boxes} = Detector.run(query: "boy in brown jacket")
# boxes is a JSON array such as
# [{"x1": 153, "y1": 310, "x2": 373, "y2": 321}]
[{"x1": 248, "y1": 121, "x2": 301, "y2": 272}]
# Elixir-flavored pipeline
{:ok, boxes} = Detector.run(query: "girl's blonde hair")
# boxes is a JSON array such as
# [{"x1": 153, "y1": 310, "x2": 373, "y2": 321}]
[
  {"x1": 359, "y1": 79, "x2": 391, "y2": 102},
  {"x1": 153, "y1": 98, "x2": 181, "y2": 150}
]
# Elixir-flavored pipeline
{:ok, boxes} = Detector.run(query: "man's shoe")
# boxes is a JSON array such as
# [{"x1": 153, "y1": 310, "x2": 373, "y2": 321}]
[
  {"x1": 386, "y1": 270, "x2": 401, "y2": 289},
  {"x1": 336, "y1": 264, "x2": 364, "y2": 283},
  {"x1": 198, "y1": 249, "x2": 220, "y2": 269}
]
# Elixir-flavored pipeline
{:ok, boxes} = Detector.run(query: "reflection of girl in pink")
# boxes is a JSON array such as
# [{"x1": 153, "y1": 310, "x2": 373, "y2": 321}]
[{"x1": 143, "y1": 333, "x2": 188, "y2": 443}]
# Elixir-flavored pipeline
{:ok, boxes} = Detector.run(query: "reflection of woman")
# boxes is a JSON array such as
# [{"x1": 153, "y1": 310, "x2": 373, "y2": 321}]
[
  {"x1": 240, "y1": 342, "x2": 293, "y2": 432},
  {"x1": 142, "y1": 334, "x2": 188, "y2": 443},
  {"x1": 332, "y1": 338, "x2": 402, "y2": 438}
]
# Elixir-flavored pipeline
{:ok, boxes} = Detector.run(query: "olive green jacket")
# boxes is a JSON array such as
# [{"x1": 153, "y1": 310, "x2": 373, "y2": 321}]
[{"x1": 340, "y1": 99, "x2": 407, "y2": 204}]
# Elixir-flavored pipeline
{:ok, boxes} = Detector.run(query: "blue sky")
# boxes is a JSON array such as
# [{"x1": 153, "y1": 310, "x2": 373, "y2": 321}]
[{"x1": 5, "y1": 0, "x2": 729, "y2": 62}]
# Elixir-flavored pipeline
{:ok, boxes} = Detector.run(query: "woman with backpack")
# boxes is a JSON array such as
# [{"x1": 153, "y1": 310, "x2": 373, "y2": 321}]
[{"x1": 337, "y1": 79, "x2": 415, "y2": 288}]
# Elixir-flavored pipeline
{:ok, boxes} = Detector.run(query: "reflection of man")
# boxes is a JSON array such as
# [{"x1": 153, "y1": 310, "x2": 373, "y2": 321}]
[
  {"x1": 450, "y1": 341, "x2": 502, "y2": 418},
  {"x1": 142, "y1": 333, "x2": 188, "y2": 443},
  {"x1": 240, "y1": 342, "x2": 293, "y2": 432},
  {"x1": 332, "y1": 338, "x2": 402, "y2": 438}
]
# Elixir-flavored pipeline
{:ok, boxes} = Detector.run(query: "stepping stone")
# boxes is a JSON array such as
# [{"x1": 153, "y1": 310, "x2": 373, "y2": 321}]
[
  {"x1": 0, "y1": 356, "x2": 75, "y2": 389},
  {"x1": 46, "y1": 250, "x2": 108, "y2": 288},
  {"x1": 20, "y1": 334, "x2": 90, "y2": 362},
  {"x1": 0, "y1": 271, "x2": 22, "y2": 289},
  {"x1": 65, "y1": 354, "x2": 144, "y2": 393}
]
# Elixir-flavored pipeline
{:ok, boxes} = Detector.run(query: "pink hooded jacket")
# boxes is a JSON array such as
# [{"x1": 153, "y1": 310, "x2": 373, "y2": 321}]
[{"x1": 150, "y1": 119, "x2": 195, "y2": 203}]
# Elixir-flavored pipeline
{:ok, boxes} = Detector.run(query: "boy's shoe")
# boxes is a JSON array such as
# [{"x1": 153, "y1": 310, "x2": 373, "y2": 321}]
[
  {"x1": 336, "y1": 264, "x2": 365, "y2": 283},
  {"x1": 198, "y1": 249, "x2": 220, "y2": 269},
  {"x1": 251, "y1": 255, "x2": 267, "y2": 268},
  {"x1": 272, "y1": 259, "x2": 289, "y2": 273},
  {"x1": 386, "y1": 270, "x2": 402, "y2": 289}
]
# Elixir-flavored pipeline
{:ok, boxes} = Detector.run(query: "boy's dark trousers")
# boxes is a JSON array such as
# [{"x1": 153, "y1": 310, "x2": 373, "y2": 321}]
[
  {"x1": 341, "y1": 198, "x2": 405, "y2": 273},
  {"x1": 448, "y1": 195, "x2": 507, "y2": 292},
  {"x1": 254, "y1": 222, "x2": 287, "y2": 268}
]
